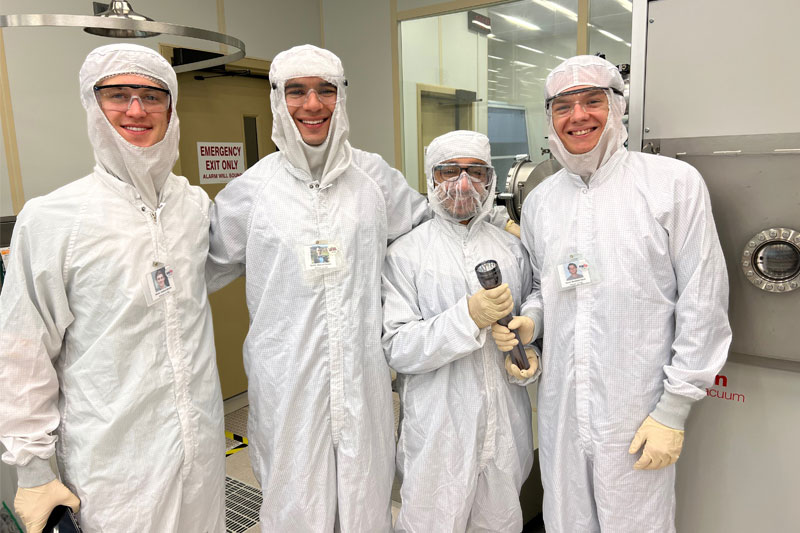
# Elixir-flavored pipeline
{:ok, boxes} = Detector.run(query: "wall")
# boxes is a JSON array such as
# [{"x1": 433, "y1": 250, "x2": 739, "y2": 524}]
[
  {"x1": 0, "y1": 122, "x2": 10, "y2": 216},
  {"x1": 0, "y1": 0, "x2": 321, "y2": 216},
  {"x1": 321, "y1": 0, "x2": 397, "y2": 166}
]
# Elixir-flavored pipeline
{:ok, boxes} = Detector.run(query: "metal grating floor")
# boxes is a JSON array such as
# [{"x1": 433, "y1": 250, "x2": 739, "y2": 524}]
[
  {"x1": 225, "y1": 406, "x2": 249, "y2": 452},
  {"x1": 225, "y1": 476, "x2": 262, "y2": 533}
]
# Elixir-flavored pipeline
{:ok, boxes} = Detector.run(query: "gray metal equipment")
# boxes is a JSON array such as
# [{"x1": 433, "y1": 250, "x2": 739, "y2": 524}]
[
  {"x1": 631, "y1": 0, "x2": 800, "y2": 531},
  {"x1": 496, "y1": 156, "x2": 562, "y2": 223}
]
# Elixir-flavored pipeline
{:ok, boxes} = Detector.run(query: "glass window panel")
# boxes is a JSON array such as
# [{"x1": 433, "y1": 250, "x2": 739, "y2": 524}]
[
  {"x1": 399, "y1": 0, "x2": 586, "y2": 191},
  {"x1": 588, "y1": 0, "x2": 633, "y2": 66}
]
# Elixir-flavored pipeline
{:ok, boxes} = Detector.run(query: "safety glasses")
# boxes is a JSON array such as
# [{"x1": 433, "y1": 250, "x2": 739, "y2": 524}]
[
  {"x1": 93, "y1": 83, "x2": 171, "y2": 113},
  {"x1": 283, "y1": 83, "x2": 342, "y2": 107},
  {"x1": 545, "y1": 86, "x2": 622, "y2": 118},
  {"x1": 433, "y1": 164, "x2": 494, "y2": 185}
]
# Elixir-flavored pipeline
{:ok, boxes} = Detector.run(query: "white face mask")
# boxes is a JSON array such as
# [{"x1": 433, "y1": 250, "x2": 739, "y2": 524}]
[
  {"x1": 423, "y1": 130, "x2": 496, "y2": 224},
  {"x1": 431, "y1": 174, "x2": 491, "y2": 222}
]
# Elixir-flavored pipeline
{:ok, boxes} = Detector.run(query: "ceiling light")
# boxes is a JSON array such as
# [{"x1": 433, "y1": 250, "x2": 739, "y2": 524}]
[
  {"x1": 84, "y1": 1, "x2": 156, "y2": 37},
  {"x1": 614, "y1": 0, "x2": 633, "y2": 13},
  {"x1": 488, "y1": 55, "x2": 505, "y2": 60},
  {"x1": 496, "y1": 13, "x2": 541, "y2": 31},
  {"x1": 488, "y1": 34, "x2": 506, "y2": 42},
  {"x1": 595, "y1": 28, "x2": 624, "y2": 43},
  {"x1": 513, "y1": 60, "x2": 537, "y2": 68},
  {"x1": 517, "y1": 44, "x2": 544, "y2": 54},
  {"x1": 0, "y1": 1, "x2": 245, "y2": 72},
  {"x1": 530, "y1": 0, "x2": 578, "y2": 22}
]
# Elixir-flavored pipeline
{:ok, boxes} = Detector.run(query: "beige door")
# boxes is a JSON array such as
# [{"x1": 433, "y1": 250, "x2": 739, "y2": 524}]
[
  {"x1": 418, "y1": 85, "x2": 475, "y2": 193},
  {"x1": 174, "y1": 56, "x2": 274, "y2": 399}
]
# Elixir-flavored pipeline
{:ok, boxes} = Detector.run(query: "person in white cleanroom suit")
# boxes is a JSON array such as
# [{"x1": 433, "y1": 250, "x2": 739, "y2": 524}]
[
  {"x1": 0, "y1": 44, "x2": 225, "y2": 533},
  {"x1": 382, "y1": 130, "x2": 540, "y2": 532},
  {"x1": 207, "y1": 45, "x2": 431, "y2": 531},
  {"x1": 491, "y1": 55, "x2": 732, "y2": 532}
]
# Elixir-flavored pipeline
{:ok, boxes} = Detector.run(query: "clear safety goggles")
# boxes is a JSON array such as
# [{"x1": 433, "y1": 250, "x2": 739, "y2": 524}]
[
  {"x1": 433, "y1": 164, "x2": 494, "y2": 186},
  {"x1": 93, "y1": 83, "x2": 171, "y2": 113},
  {"x1": 282, "y1": 82, "x2": 344, "y2": 107},
  {"x1": 545, "y1": 86, "x2": 622, "y2": 118}
]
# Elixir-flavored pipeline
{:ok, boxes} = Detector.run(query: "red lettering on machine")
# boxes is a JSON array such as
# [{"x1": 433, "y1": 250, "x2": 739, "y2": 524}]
[{"x1": 706, "y1": 374, "x2": 745, "y2": 403}]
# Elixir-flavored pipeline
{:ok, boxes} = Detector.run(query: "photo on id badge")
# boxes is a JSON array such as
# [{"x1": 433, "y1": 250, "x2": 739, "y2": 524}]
[
  {"x1": 310, "y1": 245, "x2": 331, "y2": 264},
  {"x1": 559, "y1": 257, "x2": 591, "y2": 288}
]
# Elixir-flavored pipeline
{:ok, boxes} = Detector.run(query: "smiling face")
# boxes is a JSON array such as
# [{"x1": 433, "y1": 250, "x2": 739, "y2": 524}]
[
  {"x1": 96, "y1": 74, "x2": 170, "y2": 147},
  {"x1": 155, "y1": 271, "x2": 167, "y2": 289},
  {"x1": 552, "y1": 85, "x2": 609, "y2": 155},
  {"x1": 285, "y1": 76, "x2": 337, "y2": 146},
  {"x1": 568, "y1": 264, "x2": 578, "y2": 276}
]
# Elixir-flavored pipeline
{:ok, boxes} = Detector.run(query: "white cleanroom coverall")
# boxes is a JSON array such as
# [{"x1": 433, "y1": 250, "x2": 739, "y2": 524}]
[
  {"x1": 520, "y1": 56, "x2": 731, "y2": 532},
  {"x1": 207, "y1": 45, "x2": 429, "y2": 531},
  {"x1": 383, "y1": 130, "x2": 538, "y2": 532},
  {"x1": 0, "y1": 44, "x2": 225, "y2": 532}
]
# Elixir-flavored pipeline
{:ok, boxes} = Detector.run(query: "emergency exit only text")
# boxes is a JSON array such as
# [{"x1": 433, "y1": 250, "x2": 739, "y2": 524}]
[{"x1": 197, "y1": 141, "x2": 246, "y2": 184}]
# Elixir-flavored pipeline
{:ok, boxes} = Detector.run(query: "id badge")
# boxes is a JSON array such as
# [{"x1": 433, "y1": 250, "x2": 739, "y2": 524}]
[
  {"x1": 299, "y1": 240, "x2": 345, "y2": 278},
  {"x1": 142, "y1": 262, "x2": 175, "y2": 306},
  {"x1": 556, "y1": 254, "x2": 596, "y2": 290}
]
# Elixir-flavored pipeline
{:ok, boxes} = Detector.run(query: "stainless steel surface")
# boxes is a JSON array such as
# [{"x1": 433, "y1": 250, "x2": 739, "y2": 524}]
[
  {"x1": 0, "y1": 14, "x2": 245, "y2": 73},
  {"x1": 626, "y1": 0, "x2": 650, "y2": 152},
  {"x1": 655, "y1": 134, "x2": 800, "y2": 363},
  {"x1": 643, "y1": 0, "x2": 800, "y2": 140},
  {"x1": 497, "y1": 157, "x2": 562, "y2": 223},
  {"x1": 741, "y1": 228, "x2": 800, "y2": 293},
  {"x1": 84, "y1": 0, "x2": 157, "y2": 38}
]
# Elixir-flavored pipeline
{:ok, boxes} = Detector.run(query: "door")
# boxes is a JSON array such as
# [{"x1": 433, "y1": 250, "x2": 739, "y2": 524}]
[
  {"x1": 418, "y1": 85, "x2": 474, "y2": 193},
  {"x1": 174, "y1": 55, "x2": 274, "y2": 399}
]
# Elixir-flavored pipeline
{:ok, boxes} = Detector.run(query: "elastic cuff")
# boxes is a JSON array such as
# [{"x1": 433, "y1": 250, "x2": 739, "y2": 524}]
[
  {"x1": 522, "y1": 308, "x2": 543, "y2": 341},
  {"x1": 650, "y1": 390, "x2": 694, "y2": 430},
  {"x1": 17, "y1": 456, "x2": 56, "y2": 488}
]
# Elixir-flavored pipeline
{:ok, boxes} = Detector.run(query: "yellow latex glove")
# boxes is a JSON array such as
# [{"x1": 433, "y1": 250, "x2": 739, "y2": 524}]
[
  {"x1": 491, "y1": 316, "x2": 534, "y2": 352},
  {"x1": 468, "y1": 284, "x2": 513, "y2": 329},
  {"x1": 629, "y1": 416, "x2": 685, "y2": 470},
  {"x1": 505, "y1": 347, "x2": 539, "y2": 380},
  {"x1": 504, "y1": 219, "x2": 521, "y2": 239},
  {"x1": 15, "y1": 479, "x2": 80, "y2": 533}
]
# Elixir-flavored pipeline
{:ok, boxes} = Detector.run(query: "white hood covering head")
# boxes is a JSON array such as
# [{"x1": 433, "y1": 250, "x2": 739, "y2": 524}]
[
  {"x1": 79, "y1": 43, "x2": 179, "y2": 210},
  {"x1": 424, "y1": 130, "x2": 495, "y2": 223},
  {"x1": 545, "y1": 55, "x2": 627, "y2": 180},
  {"x1": 269, "y1": 45, "x2": 352, "y2": 185}
]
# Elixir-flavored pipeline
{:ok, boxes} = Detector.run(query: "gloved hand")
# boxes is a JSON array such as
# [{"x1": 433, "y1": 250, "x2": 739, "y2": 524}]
[
  {"x1": 468, "y1": 284, "x2": 513, "y2": 329},
  {"x1": 628, "y1": 416, "x2": 685, "y2": 470},
  {"x1": 491, "y1": 316, "x2": 534, "y2": 351},
  {"x1": 504, "y1": 219, "x2": 521, "y2": 239},
  {"x1": 505, "y1": 347, "x2": 539, "y2": 380},
  {"x1": 15, "y1": 479, "x2": 80, "y2": 533}
]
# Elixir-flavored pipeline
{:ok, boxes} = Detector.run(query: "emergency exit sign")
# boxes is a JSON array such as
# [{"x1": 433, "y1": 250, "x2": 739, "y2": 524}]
[{"x1": 197, "y1": 142, "x2": 245, "y2": 184}]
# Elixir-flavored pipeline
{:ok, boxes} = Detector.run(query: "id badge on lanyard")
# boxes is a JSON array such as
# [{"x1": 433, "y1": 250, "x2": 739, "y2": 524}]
[
  {"x1": 298, "y1": 240, "x2": 345, "y2": 279},
  {"x1": 555, "y1": 254, "x2": 599, "y2": 291},
  {"x1": 142, "y1": 262, "x2": 175, "y2": 306}
]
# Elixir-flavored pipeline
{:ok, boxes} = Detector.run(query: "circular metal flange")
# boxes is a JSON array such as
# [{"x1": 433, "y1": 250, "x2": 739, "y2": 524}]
[
  {"x1": 741, "y1": 227, "x2": 800, "y2": 293},
  {"x1": 0, "y1": 14, "x2": 245, "y2": 73},
  {"x1": 496, "y1": 156, "x2": 562, "y2": 223}
]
